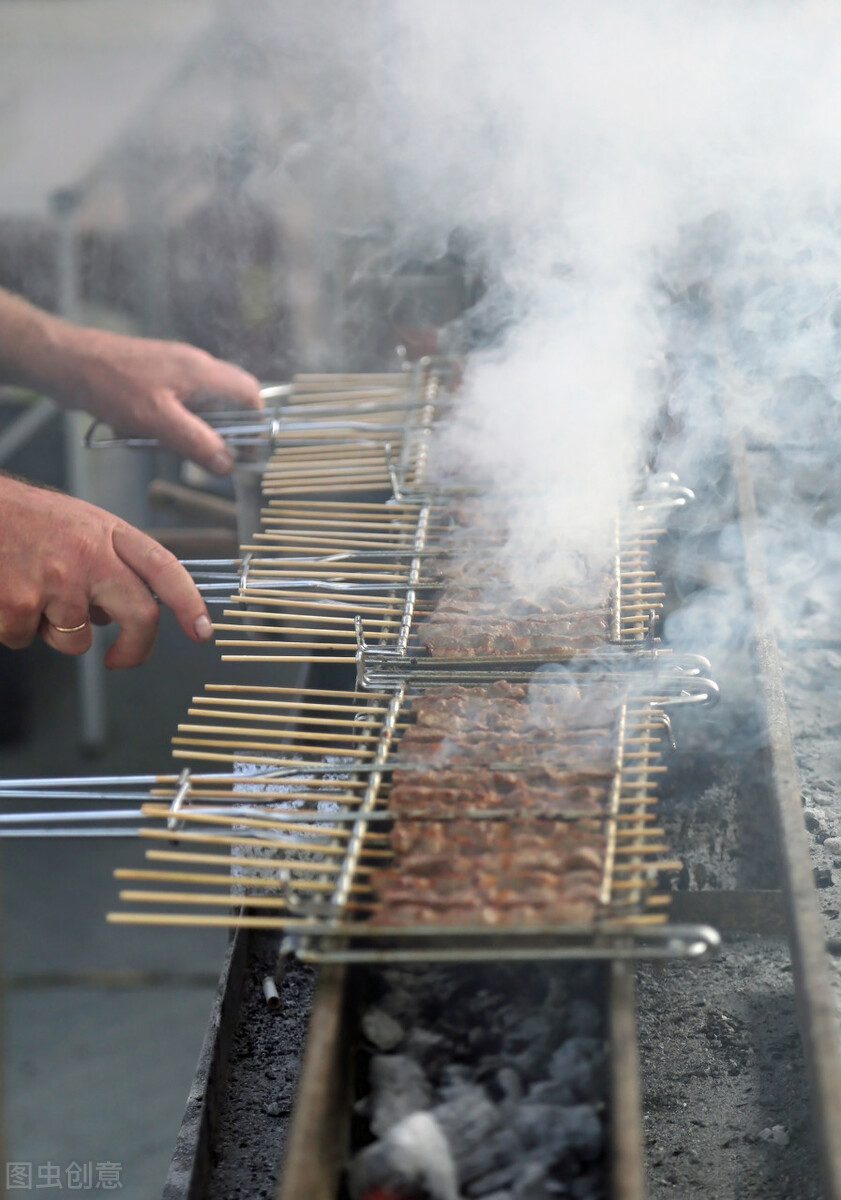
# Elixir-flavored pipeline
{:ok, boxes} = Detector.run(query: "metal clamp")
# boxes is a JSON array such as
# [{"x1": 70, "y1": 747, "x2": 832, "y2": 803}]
[
  {"x1": 238, "y1": 553, "x2": 253, "y2": 592},
  {"x1": 166, "y1": 768, "x2": 192, "y2": 832},
  {"x1": 655, "y1": 676, "x2": 721, "y2": 708},
  {"x1": 83, "y1": 384, "x2": 292, "y2": 452},
  {"x1": 635, "y1": 472, "x2": 696, "y2": 511}
]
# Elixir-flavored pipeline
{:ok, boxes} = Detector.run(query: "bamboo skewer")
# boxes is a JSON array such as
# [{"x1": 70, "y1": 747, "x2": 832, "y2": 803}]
[
  {"x1": 213, "y1": 638, "x2": 370, "y2": 650},
  {"x1": 117, "y1": 890, "x2": 374, "y2": 912},
  {"x1": 140, "y1": 804, "x2": 391, "y2": 845},
  {"x1": 219, "y1": 612, "x2": 400, "y2": 629},
  {"x1": 144, "y1": 848, "x2": 370, "y2": 874},
  {"x1": 185, "y1": 708, "x2": 386, "y2": 729},
  {"x1": 116, "y1": 868, "x2": 369, "y2": 894},
  {"x1": 175, "y1": 723, "x2": 381, "y2": 745},
  {"x1": 221, "y1": 654, "x2": 357, "y2": 665},
  {"x1": 193, "y1": 694, "x2": 391, "y2": 713},
  {"x1": 171, "y1": 735, "x2": 373, "y2": 757}
]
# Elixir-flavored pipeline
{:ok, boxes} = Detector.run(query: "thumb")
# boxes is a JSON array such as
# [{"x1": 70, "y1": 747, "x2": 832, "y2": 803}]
[{"x1": 152, "y1": 395, "x2": 235, "y2": 475}]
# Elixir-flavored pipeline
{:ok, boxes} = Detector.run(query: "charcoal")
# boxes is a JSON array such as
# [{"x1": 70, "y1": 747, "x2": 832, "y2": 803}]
[
  {"x1": 440, "y1": 1062, "x2": 478, "y2": 1096},
  {"x1": 404, "y1": 1025, "x2": 448, "y2": 1064},
  {"x1": 512, "y1": 1162, "x2": 553, "y2": 1200},
  {"x1": 370, "y1": 1054, "x2": 433, "y2": 1137},
  {"x1": 527, "y1": 1079, "x2": 577, "y2": 1106},
  {"x1": 458, "y1": 1126, "x2": 524, "y2": 1185},
  {"x1": 433, "y1": 1083, "x2": 502, "y2": 1165},
  {"x1": 546, "y1": 1037, "x2": 604, "y2": 1100},
  {"x1": 350, "y1": 965, "x2": 607, "y2": 1200},
  {"x1": 568, "y1": 1177, "x2": 605, "y2": 1199},
  {"x1": 565, "y1": 1000, "x2": 602, "y2": 1038},
  {"x1": 513, "y1": 1043, "x2": 555, "y2": 1083},
  {"x1": 512, "y1": 1103, "x2": 603, "y2": 1165},
  {"x1": 496, "y1": 1066, "x2": 524, "y2": 1108},
  {"x1": 362, "y1": 1006, "x2": 405, "y2": 1051},
  {"x1": 504, "y1": 1012, "x2": 552, "y2": 1050},
  {"x1": 348, "y1": 1111, "x2": 460, "y2": 1200},
  {"x1": 466, "y1": 1161, "x2": 523, "y2": 1196}
]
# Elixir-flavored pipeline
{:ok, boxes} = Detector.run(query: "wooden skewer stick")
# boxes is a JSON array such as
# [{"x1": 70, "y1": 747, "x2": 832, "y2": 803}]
[
  {"x1": 154, "y1": 790, "x2": 365, "y2": 807},
  {"x1": 258, "y1": 516, "x2": 444, "y2": 531},
  {"x1": 254, "y1": 526, "x2": 422, "y2": 541},
  {"x1": 171, "y1": 735, "x2": 374, "y2": 757},
  {"x1": 204, "y1": 683, "x2": 391, "y2": 699},
  {"x1": 141, "y1": 803, "x2": 391, "y2": 842},
  {"x1": 140, "y1": 828, "x2": 348, "y2": 854},
  {"x1": 263, "y1": 485, "x2": 396, "y2": 497},
  {"x1": 220, "y1": 612, "x2": 400, "y2": 629},
  {"x1": 108, "y1": 913, "x2": 329, "y2": 929},
  {"x1": 221, "y1": 654, "x2": 358, "y2": 664},
  {"x1": 186, "y1": 703, "x2": 385, "y2": 723},
  {"x1": 145, "y1": 848, "x2": 370, "y2": 875},
  {"x1": 193, "y1": 694, "x2": 391, "y2": 713},
  {"x1": 171, "y1": 747, "x2": 363, "y2": 768},
  {"x1": 262, "y1": 465, "x2": 397, "y2": 481},
  {"x1": 250, "y1": 535, "x2": 420, "y2": 551},
  {"x1": 244, "y1": 558, "x2": 432, "y2": 574},
  {"x1": 238, "y1": 588, "x2": 418, "y2": 610},
  {"x1": 264, "y1": 497, "x2": 430, "y2": 510},
  {"x1": 149, "y1": 787, "x2": 364, "y2": 806},
  {"x1": 241, "y1": 556, "x2": 431, "y2": 572},
  {"x1": 118, "y1": 889, "x2": 374, "y2": 912},
  {"x1": 175, "y1": 723, "x2": 381, "y2": 745},
  {"x1": 115, "y1": 868, "x2": 368, "y2": 894},
  {"x1": 231, "y1": 596, "x2": 419, "y2": 617},
  {"x1": 214, "y1": 638, "x2": 370, "y2": 650}
]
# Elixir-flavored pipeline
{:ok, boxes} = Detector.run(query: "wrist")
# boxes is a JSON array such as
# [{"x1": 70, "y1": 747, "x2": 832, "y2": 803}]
[{"x1": 34, "y1": 319, "x2": 101, "y2": 405}]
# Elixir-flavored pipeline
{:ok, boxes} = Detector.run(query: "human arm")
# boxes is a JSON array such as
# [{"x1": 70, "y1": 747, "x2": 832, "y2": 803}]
[
  {"x1": 0, "y1": 473, "x2": 214, "y2": 667},
  {"x1": 0, "y1": 287, "x2": 262, "y2": 474}
]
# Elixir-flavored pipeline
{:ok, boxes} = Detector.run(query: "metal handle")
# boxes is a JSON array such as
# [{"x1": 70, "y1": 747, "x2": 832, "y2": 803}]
[{"x1": 83, "y1": 383, "x2": 292, "y2": 451}]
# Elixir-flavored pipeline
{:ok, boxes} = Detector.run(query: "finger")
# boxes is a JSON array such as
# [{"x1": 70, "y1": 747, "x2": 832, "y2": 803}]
[
  {"x1": 89, "y1": 565, "x2": 161, "y2": 670},
  {"x1": 89, "y1": 605, "x2": 112, "y2": 627},
  {"x1": 39, "y1": 606, "x2": 93, "y2": 657},
  {"x1": 0, "y1": 595, "x2": 41, "y2": 650},
  {"x1": 187, "y1": 357, "x2": 263, "y2": 412},
  {"x1": 111, "y1": 525, "x2": 214, "y2": 646},
  {"x1": 150, "y1": 395, "x2": 237, "y2": 475}
]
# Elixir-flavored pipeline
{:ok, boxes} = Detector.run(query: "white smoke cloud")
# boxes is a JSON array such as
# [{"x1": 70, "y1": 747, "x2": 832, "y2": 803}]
[{"x1": 341, "y1": 0, "x2": 841, "y2": 592}]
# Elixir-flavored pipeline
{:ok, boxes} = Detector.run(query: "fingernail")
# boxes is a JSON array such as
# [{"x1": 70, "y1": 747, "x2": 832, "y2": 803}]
[
  {"x1": 209, "y1": 449, "x2": 235, "y2": 475},
  {"x1": 194, "y1": 614, "x2": 214, "y2": 641}
]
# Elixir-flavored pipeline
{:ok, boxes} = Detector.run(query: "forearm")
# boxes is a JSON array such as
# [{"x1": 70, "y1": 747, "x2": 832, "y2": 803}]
[
  {"x1": 0, "y1": 286, "x2": 84, "y2": 401},
  {"x1": 0, "y1": 285, "x2": 262, "y2": 473}
]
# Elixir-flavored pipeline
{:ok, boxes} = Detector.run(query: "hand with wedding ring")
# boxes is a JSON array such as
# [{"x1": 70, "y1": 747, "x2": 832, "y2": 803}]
[{"x1": 0, "y1": 474, "x2": 214, "y2": 668}]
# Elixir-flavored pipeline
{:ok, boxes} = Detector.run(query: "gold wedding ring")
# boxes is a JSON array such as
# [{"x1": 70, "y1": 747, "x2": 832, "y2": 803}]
[{"x1": 51, "y1": 620, "x2": 90, "y2": 635}]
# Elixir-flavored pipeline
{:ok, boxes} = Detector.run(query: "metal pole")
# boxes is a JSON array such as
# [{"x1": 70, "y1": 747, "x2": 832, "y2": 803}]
[{"x1": 51, "y1": 186, "x2": 109, "y2": 752}]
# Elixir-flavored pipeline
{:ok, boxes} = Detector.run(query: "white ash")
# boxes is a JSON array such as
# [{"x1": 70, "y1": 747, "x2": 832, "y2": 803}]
[
  {"x1": 348, "y1": 1111, "x2": 460, "y2": 1200},
  {"x1": 349, "y1": 963, "x2": 608, "y2": 1200},
  {"x1": 369, "y1": 1054, "x2": 434, "y2": 1137},
  {"x1": 759, "y1": 1125, "x2": 790, "y2": 1147},
  {"x1": 362, "y1": 1006, "x2": 405, "y2": 1051}
]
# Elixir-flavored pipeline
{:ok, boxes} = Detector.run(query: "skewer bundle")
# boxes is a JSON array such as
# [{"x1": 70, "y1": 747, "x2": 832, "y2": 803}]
[
  {"x1": 0, "y1": 367, "x2": 717, "y2": 959},
  {"x1": 97, "y1": 369, "x2": 716, "y2": 955}
]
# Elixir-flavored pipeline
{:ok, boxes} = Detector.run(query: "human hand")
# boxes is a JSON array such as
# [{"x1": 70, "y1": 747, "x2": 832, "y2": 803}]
[
  {"x1": 0, "y1": 475, "x2": 215, "y2": 668},
  {"x1": 57, "y1": 327, "x2": 262, "y2": 475}
]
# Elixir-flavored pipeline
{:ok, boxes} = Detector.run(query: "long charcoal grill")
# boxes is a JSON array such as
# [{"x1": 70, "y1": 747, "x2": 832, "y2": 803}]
[{"x1": 7, "y1": 365, "x2": 841, "y2": 1198}]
